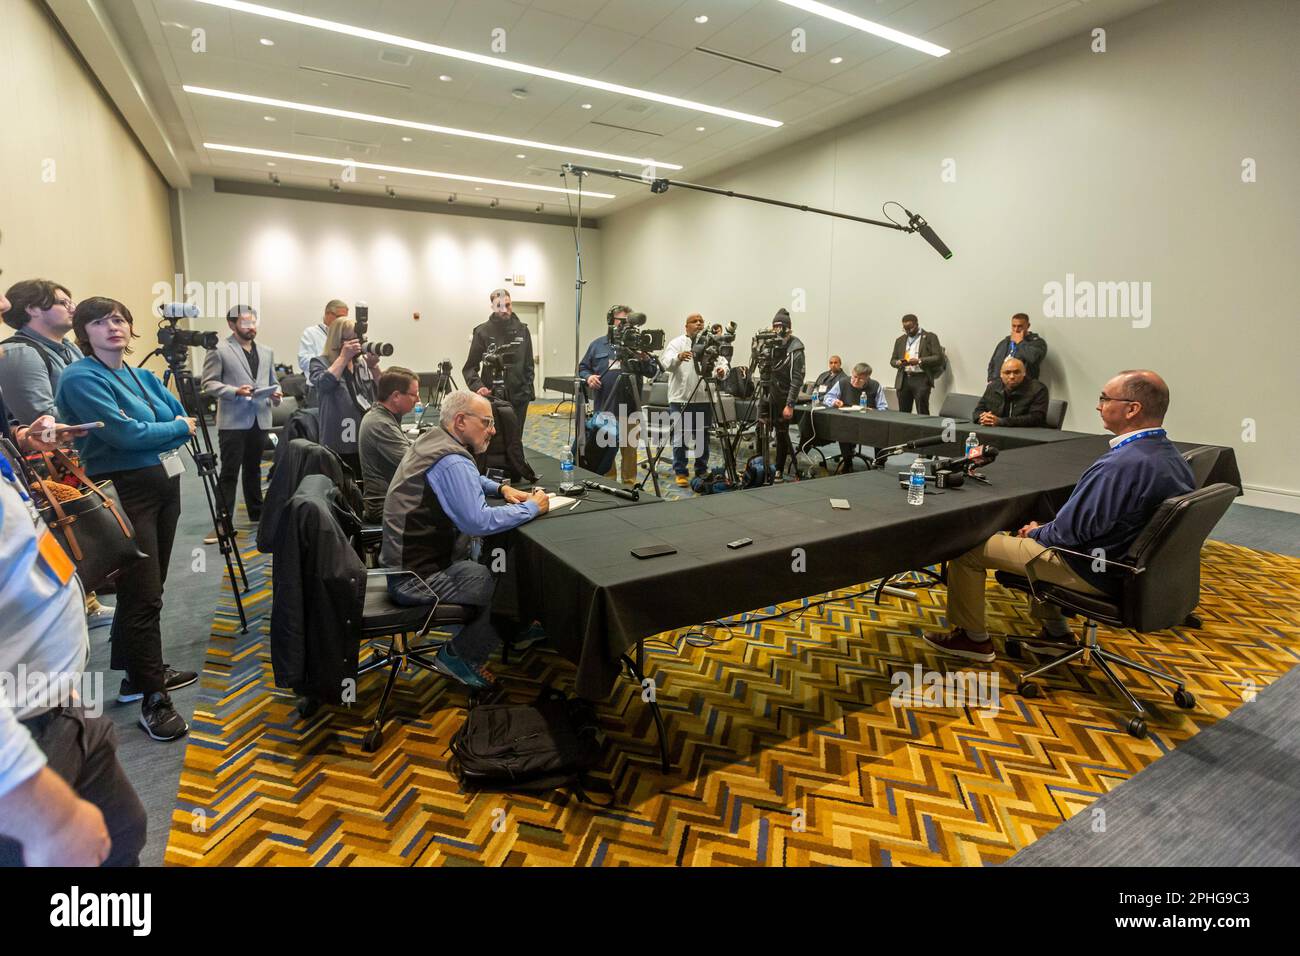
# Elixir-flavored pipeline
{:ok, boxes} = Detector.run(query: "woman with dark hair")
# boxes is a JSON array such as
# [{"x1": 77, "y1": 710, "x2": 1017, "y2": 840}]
[
  {"x1": 56, "y1": 297, "x2": 198, "y2": 742},
  {"x1": 307, "y1": 316, "x2": 377, "y2": 478}
]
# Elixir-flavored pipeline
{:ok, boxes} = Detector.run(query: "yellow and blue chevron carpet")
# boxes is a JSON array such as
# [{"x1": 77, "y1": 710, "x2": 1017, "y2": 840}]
[{"x1": 165, "y1": 536, "x2": 1300, "y2": 866}]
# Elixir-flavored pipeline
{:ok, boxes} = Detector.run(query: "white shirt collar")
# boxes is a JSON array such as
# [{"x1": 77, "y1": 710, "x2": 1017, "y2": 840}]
[{"x1": 1108, "y1": 426, "x2": 1162, "y2": 448}]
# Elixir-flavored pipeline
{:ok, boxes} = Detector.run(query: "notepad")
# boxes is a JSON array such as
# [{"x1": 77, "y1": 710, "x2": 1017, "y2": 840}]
[
  {"x1": 252, "y1": 385, "x2": 279, "y2": 399},
  {"x1": 546, "y1": 494, "x2": 576, "y2": 510}
]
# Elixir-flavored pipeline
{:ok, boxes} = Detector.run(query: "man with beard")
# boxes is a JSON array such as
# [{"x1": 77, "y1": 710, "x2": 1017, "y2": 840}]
[
  {"x1": 464, "y1": 289, "x2": 536, "y2": 434},
  {"x1": 767, "y1": 309, "x2": 805, "y2": 482},
  {"x1": 381, "y1": 391, "x2": 548, "y2": 690},
  {"x1": 201, "y1": 305, "x2": 281, "y2": 542}
]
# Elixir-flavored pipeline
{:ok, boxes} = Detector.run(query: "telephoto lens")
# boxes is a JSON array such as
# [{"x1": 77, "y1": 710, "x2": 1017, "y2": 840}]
[{"x1": 362, "y1": 340, "x2": 394, "y2": 357}]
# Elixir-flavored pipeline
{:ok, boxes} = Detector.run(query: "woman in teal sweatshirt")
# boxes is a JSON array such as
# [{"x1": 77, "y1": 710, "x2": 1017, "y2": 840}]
[{"x1": 57, "y1": 298, "x2": 198, "y2": 743}]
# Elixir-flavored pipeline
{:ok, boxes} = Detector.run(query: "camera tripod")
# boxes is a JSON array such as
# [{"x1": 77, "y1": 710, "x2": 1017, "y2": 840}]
[
  {"x1": 427, "y1": 362, "x2": 458, "y2": 412},
  {"x1": 141, "y1": 347, "x2": 251, "y2": 633}
]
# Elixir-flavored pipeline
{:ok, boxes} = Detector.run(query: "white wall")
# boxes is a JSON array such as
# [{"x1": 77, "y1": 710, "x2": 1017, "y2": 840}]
[
  {"x1": 0, "y1": 0, "x2": 174, "y2": 374},
  {"x1": 179, "y1": 177, "x2": 603, "y2": 389},
  {"x1": 599, "y1": 0, "x2": 1300, "y2": 506}
]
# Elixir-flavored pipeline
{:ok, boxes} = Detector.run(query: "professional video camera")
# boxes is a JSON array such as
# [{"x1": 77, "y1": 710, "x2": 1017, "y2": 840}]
[
  {"x1": 156, "y1": 303, "x2": 218, "y2": 363},
  {"x1": 748, "y1": 328, "x2": 788, "y2": 386},
  {"x1": 607, "y1": 311, "x2": 664, "y2": 376},
  {"x1": 691, "y1": 320, "x2": 736, "y2": 378},
  {"x1": 480, "y1": 341, "x2": 520, "y2": 401},
  {"x1": 353, "y1": 302, "x2": 394, "y2": 357}
]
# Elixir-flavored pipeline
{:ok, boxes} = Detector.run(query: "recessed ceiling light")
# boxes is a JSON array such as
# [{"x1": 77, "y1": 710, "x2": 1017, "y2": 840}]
[
  {"x1": 775, "y1": 0, "x2": 948, "y2": 57},
  {"x1": 266, "y1": 161, "x2": 276, "y2": 166},
  {"x1": 438, "y1": 74, "x2": 452, "y2": 82},
  {"x1": 202, "y1": 143, "x2": 618, "y2": 197},
  {"x1": 695, "y1": 126, "x2": 705, "y2": 132},
  {"x1": 401, "y1": 135, "x2": 412, "y2": 142},
  {"x1": 184, "y1": 85, "x2": 684, "y2": 169},
  {"x1": 474, "y1": 186, "x2": 481, "y2": 191},
  {"x1": 515, "y1": 153, "x2": 526, "y2": 159},
  {"x1": 829, "y1": 56, "x2": 843, "y2": 64},
  {"x1": 694, "y1": 15, "x2": 708, "y2": 24},
  {"x1": 377, "y1": 175, "x2": 385, "y2": 179},
  {"x1": 192, "y1": 0, "x2": 783, "y2": 126},
  {"x1": 258, "y1": 37, "x2": 274, "y2": 46},
  {"x1": 263, "y1": 115, "x2": 276, "y2": 121},
  {"x1": 581, "y1": 103, "x2": 592, "y2": 110}
]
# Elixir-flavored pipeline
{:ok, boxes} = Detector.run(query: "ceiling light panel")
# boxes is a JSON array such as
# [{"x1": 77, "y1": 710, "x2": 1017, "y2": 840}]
[
  {"x1": 183, "y1": 85, "x2": 684, "y2": 169},
  {"x1": 190, "y1": 0, "x2": 784, "y2": 127},
  {"x1": 202, "y1": 143, "x2": 618, "y2": 198},
  {"x1": 775, "y1": 0, "x2": 949, "y2": 57}
]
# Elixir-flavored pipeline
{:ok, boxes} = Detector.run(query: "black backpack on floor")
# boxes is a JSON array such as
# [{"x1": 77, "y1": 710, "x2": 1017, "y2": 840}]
[{"x1": 449, "y1": 688, "x2": 608, "y2": 800}]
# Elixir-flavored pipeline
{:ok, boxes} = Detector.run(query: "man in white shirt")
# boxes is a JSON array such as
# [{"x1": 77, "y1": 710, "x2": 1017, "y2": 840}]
[
  {"x1": 296, "y1": 299, "x2": 349, "y2": 376},
  {"x1": 659, "y1": 313, "x2": 728, "y2": 487}
]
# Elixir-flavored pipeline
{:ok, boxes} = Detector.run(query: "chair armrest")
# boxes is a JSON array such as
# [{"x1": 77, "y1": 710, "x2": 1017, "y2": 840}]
[{"x1": 1022, "y1": 543, "x2": 1141, "y2": 603}]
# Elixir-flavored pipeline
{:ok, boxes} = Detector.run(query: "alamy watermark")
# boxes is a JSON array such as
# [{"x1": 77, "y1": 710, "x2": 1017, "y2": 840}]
[
  {"x1": 1042, "y1": 273, "x2": 1151, "y2": 328},
  {"x1": 0, "y1": 666, "x2": 105, "y2": 718},
  {"x1": 891, "y1": 664, "x2": 1000, "y2": 717},
  {"x1": 151, "y1": 274, "x2": 261, "y2": 320}
]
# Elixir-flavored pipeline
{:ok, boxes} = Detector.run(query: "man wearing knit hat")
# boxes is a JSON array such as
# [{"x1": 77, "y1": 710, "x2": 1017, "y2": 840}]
[{"x1": 767, "y1": 309, "x2": 805, "y2": 482}]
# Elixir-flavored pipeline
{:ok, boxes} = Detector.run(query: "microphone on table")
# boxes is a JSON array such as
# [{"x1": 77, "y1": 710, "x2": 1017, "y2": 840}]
[
  {"x1": 581, "y1": 479, "x2": 639, "y2": 501},
  {"x1": 873, "y1": 434, "x2": 945, "y2": 461}
]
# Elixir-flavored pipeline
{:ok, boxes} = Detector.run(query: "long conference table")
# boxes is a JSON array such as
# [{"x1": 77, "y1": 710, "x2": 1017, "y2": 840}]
[{"x1": 510, "y1": 430, "x2": 1242, "y2": 771}]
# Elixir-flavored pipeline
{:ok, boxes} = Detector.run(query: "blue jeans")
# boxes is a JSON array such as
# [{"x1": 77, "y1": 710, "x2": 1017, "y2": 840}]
[
  {"x1": 387, "y1": 560, "x2": 499, "y2": 666},
  {"x1": 670, "y1": 401, "x2": 712, "y2": 476}
]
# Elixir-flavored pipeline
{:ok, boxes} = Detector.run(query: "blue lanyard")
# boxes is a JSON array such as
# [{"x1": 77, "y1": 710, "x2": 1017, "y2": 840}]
[
  {"x1": 1112, "y1": 428, "x2": 1166, "y2": 449},
  {"x1": 0, "y1": 452, "x2": 33, "y2": 504}
]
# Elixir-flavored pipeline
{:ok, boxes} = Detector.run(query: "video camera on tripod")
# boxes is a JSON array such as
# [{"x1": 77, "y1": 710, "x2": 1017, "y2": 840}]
[
  {"x1": 480, "y1": 341, "x2": 520, "y2": 402},
  {"x1": 353, "y1": 303, "x2": 394, "y2": 357},
  {"x1": 156, "y1": 303, "x2": 219, "y2": 365},
  {"x1": 606, "y1": 311, "x2": 664, "y2": 376},
  {"x1": 691, "y1": 321, "x2": 736, "y2": 378}
]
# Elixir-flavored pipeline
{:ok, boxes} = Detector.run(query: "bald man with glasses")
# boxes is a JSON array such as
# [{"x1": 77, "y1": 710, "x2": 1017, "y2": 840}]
[{"x1": 923, "y1": 370, "x2": 1194, "y2": 664}]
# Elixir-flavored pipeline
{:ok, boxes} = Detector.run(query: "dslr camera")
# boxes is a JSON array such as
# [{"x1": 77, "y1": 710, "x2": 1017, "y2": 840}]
[{"x1": 353, "y1": 303, "x2": 394, "y2": 357}]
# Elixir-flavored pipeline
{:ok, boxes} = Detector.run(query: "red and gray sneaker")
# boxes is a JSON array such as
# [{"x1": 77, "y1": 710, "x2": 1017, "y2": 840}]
[{"x1": 922, "y1": 627, "x2": 996, "y2": 663}]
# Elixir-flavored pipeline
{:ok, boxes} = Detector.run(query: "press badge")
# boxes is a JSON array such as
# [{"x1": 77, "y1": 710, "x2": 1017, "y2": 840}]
[{"x1": 161, "y1": 449, "x2": 185, "y2": 477}]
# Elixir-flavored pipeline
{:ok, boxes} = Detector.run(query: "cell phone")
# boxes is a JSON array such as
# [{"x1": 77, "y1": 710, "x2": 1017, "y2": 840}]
[
  {"x1": 727, "y1": 538, "x2": 753, "y2": 550},
  {"x1": 830, "y1": 498, "x2": 851, "y2": 510},
  {"x1": 54, "y1": 422, "x2": 105, "y2": 434},
  {"x1": 631, "y1": 544, "x2": 677, "y2": 560}
]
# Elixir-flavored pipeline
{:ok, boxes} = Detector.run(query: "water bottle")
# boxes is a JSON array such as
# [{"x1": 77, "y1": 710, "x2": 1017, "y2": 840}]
[
  {"x1": 908, "y1": 458, "x2": 926, "y2": 506},
  {"x1": 965, "y1": 432, "x2": 979, "y2": 460},
  {"x1": 413, "y1": 402, "x2": 424, "y2": 419},
  {"x1": 859, "y1": 392, "x2": 868, "y2": 409},
  {"x1": 561, "y1": 447, "x2": 575, "y2": 476}
]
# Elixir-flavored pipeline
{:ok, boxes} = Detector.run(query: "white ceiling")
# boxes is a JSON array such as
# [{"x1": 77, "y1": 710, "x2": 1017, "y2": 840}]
[{"x1": 83, "y1": 0, "x2": 1158, "y2": 217}]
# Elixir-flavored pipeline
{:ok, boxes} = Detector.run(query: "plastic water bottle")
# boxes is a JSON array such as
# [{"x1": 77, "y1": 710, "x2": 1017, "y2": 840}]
[
  {"x1": 965, "y1": 432, "x2": 979, "y2": 459},
  {"x1": 561, "y1": 447, "x2": 575, "y2": 476},
  {"x1": 859, "y1": 391, "x2": 868, "y2": 409},
  {"x1": 908, "y1": 458, "x2": 926, "y2": 506},
  {"x1": 413, "y1": 401, "x2": 424, "y2": 419}
]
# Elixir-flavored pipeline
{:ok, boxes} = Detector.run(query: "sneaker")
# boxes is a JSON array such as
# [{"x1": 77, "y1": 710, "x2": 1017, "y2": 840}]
[
  {"x1": 922, "y1": 628, "x2": 996, "y2": 664},
  {"x1": 674, "y1": 475, "x2": 690, "y2": 487},
  {"x1": 86, "y1": 602, "x2": 115, "y2": 630},
  {"x1": 772, "y1": 473, "x2": 785, "y2": 484},
  {"x1": 513, "y1": 621, "x2": 547, "y2": 651},
  {"x1": 203, "y1": 528, "x2": 238, "y2": 545},
  {"x1": 430, "y1": 643, "x2": 496, "y2": 691},
  {"x1": 139, "y1": 692, "x2": 189, "y2": 741},
  {"x1": 118, "y1": 665, "x2": 199, "y2": 703}
]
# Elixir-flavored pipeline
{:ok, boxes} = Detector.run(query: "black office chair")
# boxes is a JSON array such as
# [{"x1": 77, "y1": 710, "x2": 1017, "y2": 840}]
[
  {"x1": 995, "y1": 482, "x2": 1236, "y2": 737},
  {"x1": 1044, "y1": 398, "x2": 1068, "y2": 430},
  {"x1": 938, "y1": 392, "x2": 980, "y2": 421},
  {"x1": 273, "y1": 481, "x2": 473, "y2": 753},
  {"x1": 1181, "y1": 445, "x2": 1222, "y2": 490}
]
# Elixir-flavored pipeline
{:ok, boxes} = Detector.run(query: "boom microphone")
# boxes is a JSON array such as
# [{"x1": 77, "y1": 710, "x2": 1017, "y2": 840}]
[
  {"x1": 875, "y1": 434, "x2": 945, "y2": 459},
  {"x1": 903, "y1": 208, "x2": 953, "y2": 260}
]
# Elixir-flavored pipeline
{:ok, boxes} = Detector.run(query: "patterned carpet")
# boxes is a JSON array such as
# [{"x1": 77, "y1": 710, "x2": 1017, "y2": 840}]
[{"x1": 163, "y1": 405, "x2": 1300, "y2": 866}]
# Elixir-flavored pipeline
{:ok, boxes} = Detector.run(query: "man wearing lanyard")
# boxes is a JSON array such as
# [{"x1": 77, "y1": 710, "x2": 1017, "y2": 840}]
[
  {"x1": 201, "y1": 305, "x2": 281, "y2": 544},
  {"x1": 923, "y1": 370, "x2": 1194, "y2": 664},
  {"x1": 0, "y1": 453, "x2": 149, "y2": 865},
  {"x1": 889, "y1": 314, "x2": 944, "y2": 414}
]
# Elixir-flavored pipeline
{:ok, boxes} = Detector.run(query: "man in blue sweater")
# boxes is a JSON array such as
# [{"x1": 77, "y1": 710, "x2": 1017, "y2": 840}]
[{"x1": 924, "y1": 370, "x2": 1194, "y2": 663}]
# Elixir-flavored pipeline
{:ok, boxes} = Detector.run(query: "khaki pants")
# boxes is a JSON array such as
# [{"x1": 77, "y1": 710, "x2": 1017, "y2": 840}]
[
  {"x1": 605, "y1": 445, "x2": 639, "y2": 483},
  {"x1": 946, "y1": 532, "x2": 1105, "y2": 634}
]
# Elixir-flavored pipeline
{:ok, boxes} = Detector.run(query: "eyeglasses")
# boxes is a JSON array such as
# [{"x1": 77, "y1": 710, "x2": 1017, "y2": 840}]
[
  {"x1": 1098, "y1": 393, "x2": 1136, "y2": 405},
  {"x1": 469, "y1": 414, "x2": 495, "y2": 429},
  {"x1": 53, "y1": 297, "x2": 75, "y2": 311}
]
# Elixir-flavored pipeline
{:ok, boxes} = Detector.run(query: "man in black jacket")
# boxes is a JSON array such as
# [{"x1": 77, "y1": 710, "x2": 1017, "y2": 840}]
[
  {"x1": 463, "y1": 289, "x2": 536, "y2": 434},
  {"x1": 973, "y1": 356, "x2": 1049, "y2": 428},
  {"x1": 767, "y1": 309, "x2": 805, "y2": 481},
  {"x1": 889, "y1": 314, "x2": 944, "y2": 414},
  {"x1": 986, "y1": 313, "x2": 1047, "y2": 382},
  {"x1": 810, "y1": 355, "x2": 848, "y2": 402}
]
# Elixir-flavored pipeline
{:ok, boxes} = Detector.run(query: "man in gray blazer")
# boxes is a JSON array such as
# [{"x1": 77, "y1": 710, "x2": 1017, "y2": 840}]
[{"x1": 201, "y1": 306, "x2": 281, "y2": 540}]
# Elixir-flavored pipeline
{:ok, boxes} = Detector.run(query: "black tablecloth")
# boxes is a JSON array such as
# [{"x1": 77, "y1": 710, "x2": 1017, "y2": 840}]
[
  {"x1": 796, "y1": 405, "x2": 1095, "y2": 453},
  {"x1": 514, "y1": 450, "x2": 662, "y2": 516},
  {"x1": 513, "y1": 436, "x2": 1242, "y2": 699}
]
